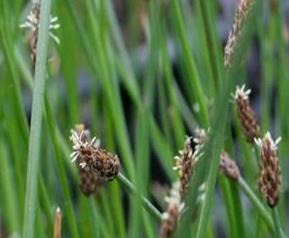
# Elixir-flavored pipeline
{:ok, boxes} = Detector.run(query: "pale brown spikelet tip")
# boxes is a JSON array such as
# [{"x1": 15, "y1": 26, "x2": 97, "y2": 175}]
[
  {"x1": 255, "y1": 132, "x2": 282, "y2": 208},
  {"x1": 69, "y1": 124, "x2": 120, "y2": 195},
  {"x1": 219, "y1": 152, "x2": 240, "y2": 181},
  {"x1": 232, "y1": 85, "x2": 260, "y2": 143},
  {"x1": 53, "y1": 207, "x2": 62, "y2": 238},
  {"x1": 160, "y1": 182, "x2": 184, "y2": 238},
  {"x1": 224, "y1": 0, "x2": 254, "y2": 69}
]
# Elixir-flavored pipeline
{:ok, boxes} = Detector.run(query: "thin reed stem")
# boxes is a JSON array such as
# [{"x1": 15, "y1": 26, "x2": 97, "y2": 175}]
[
  {"x1": 238, "y1": 177, "x2": 272, "y2": 228},
  {"x1": 22, "y1": 1, "x2": 51, "y2": 237},
  {"x1": 117, "y1": 173, "x2": 162, "y2": 221},
  {"x1": 272, "y1": 208, "x2": 282, "y2": 238}
]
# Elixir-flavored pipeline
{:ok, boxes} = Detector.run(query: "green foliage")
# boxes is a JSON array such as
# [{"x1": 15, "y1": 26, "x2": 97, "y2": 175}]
[{"x1": 0, "y1": 0, "x2": 287, "y2": 237}]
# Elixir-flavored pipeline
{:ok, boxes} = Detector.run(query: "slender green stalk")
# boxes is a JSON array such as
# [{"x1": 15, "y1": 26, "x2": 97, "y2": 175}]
[
  {"x1": 272, "y1": 208, "x2": 282, "y2": 238},
  {"x1": 238, "y1": 177, "x2": 272, "y2": 228},
  {"x1": 0, "y1": 136, "x2": 20, "y2": 233},
  {"x1": 171, "y1": 0, "x2": 209, "y2": 127},
  {"x1": 195, "y1": 78, "x2": 231, "y2": 238},
  {"x1": 22, "y1": 1, "x2": 51, "y2": 237},
  {"x1": 0, "y1": 2, "x2": 29, "y2": 141},
  {"x1": 117, "y1": 173, "x2": 162, "y2": 221},
  {"x1": 196, "y1": 0, "x2": 223, "y2": 90},
  {"x1": 44, "y1": 96, "x2": 79, "y2": 238},
  {"x1": 219, "y1": 178, "x2": 239, "y2": 238}
]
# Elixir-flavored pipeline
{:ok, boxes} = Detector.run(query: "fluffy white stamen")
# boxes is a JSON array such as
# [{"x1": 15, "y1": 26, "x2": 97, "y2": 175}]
[
  {"x1": 231, "y1": 84, "x2": 251, "y2": 100},
  {"x1": 20, "y1": 8, "x2": 61, "y2": 44}
]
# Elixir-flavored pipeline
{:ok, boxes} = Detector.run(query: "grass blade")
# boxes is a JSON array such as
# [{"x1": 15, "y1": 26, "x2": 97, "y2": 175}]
[{"x1": 22, "y1": 1, "x2": 51, "y2": 237}]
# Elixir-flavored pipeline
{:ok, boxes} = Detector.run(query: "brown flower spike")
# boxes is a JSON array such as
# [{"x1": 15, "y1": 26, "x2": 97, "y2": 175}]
[
  {"x1": 255, "y1": 132, "x2": 282, "y2": 208},
  {"x1": 173, "y1": 129, "x2": 207, "y2": 199},
  {"x1": 160, "y1": 182, "x2": 184, "y2": 238},
  {"x1": 219, "y1": 152, "x2": 240, "y2": 181},
  {"x1": 224, "y1": 0, "x2": 254, "y2": 68},
  {"x1": 232, "y1": 85, "x2": 260, "y2": 143},
  {"x1": 70, "y1": 125, "x2": 120, "y2": 196}
]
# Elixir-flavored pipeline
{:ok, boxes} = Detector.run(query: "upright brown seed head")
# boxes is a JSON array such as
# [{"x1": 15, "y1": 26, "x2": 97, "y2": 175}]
[
  {"x1": 255, "y1": 132, "x2": 282, "y2": 208},
  {"x1": 224, "y1": 0, "x2": 254, "y2": 69},
  {"x1": 69, "y1": 125, "x2": 120, "y2": 196},
  {"x1": 219, "y1": 152, "x2": 240, "y2": 181},
  {"x1": 160, "y1": 182, "x2": 184, "y2": 238},
  {"x1": 173, "y1": 130, "x2": 207, "y2": 200},
  {"x1": 232, "y1": 85, "x2": 260, "y2": 143}
]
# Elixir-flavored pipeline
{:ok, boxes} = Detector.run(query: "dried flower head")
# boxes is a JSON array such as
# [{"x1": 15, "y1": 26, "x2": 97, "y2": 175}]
[
  {"x1": 20, "y1": 3, "x2": 60, "y2": 70},
  {"x1": 173, "y1": 129, "x2": 207, "y2": 199},
  {"x1": 232, "y1": 85, "x2": 260, "y2": 143},
  {"x1": 224, "y1": 0, "x2": 254, "y2": 69},
  {"x1": 160, "y1": 182, "x2": 184, "y2": 238},
  {"x1": 255, "y1": 132, "x2": 282, "y2": 208},
  {"x1": 219, "y1": 152, "x2": 240, "y2": 181},
  {"x1": 69, "y1": 125, "x2": 120, "y2": 195}
]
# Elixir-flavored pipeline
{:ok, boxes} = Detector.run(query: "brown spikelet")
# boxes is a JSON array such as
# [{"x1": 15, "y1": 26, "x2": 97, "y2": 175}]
[
  {"x1": 233, "y1": 85, "x2": 260, "y2": 143},
  {"x1": 20, "y1": 3, "x2": 60, "y2": 72},
  {"x1": 173, "y1": 137, "x2": 195, "y2": 199},
  {"x1": 29, "y1": 3, "x2": 40, "y2": 72},
  {"x1": 255, "y1": 133, "x2": 282, "y2": 208},
  {"x1": 219, "y1": 152, "x2": 240, "y2": 181},
  {"x1": 69, "y1": 124, "x2": 120, "y2": 196},
  {"x1": 174, "y1": 129, "x2": 207, "y2": 199},
  {"x1": 224, "y1": 0, "x2": 254, "y2": 69},
  {"x1": 76, "y1": 146, "x2": 120, "y2": 181},
  {"x1": 160, "y1": 183, "x2": 184, "y2": 238}
]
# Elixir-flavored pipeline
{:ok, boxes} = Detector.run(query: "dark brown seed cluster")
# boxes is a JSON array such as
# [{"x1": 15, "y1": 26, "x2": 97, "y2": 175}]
[
  {"x1": 160, "y1": 183, "x2": 184, "y2": 238},
  {"x1": 78, "y1": 167, "x2": 102, "y2": 196},
  {"x1": 70, "y1": 124, "x2": 120, "y2": 196},
  {"x1": 256, "y1": 133, "x2": 282, "y2": 208},
  {"x1": 219, "y1": 152, "x2": 240, "y2": 181},
  {"x1": 233, "y1": 85, "x2": 260, "y2": 143}
]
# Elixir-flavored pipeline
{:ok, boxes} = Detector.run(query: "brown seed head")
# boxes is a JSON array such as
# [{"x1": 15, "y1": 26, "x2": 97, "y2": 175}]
[
  {"x1": 224, "y1": 0, "x2": 254, "y2": 69},
  {"x1": 232, "y1": 85, "x2": 260, "y2": 143},
  {"x1": 160, "y1": 182, "x2": 184, "y2": 238},
  {"x1": 219, "y1": 152, "x2": 240, "y2": 181},
  {"x1": 69, "y1": 125, "x2": 120, "y2": 195},
  {"x1": 173, "y1": 129, "x2": 207, "y2": 200},
  {"x1": 255, "y1": 132, "x2": 282, "y2": 208}
]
